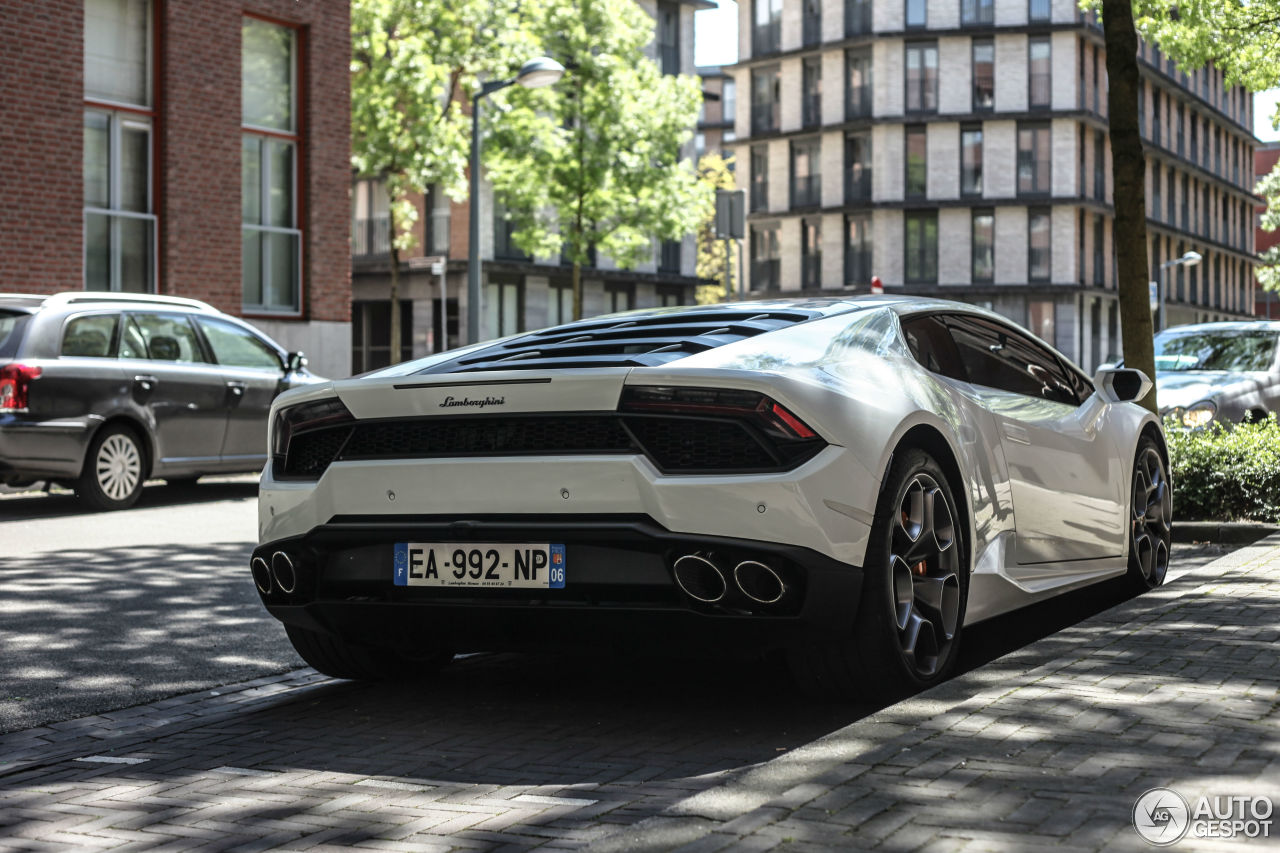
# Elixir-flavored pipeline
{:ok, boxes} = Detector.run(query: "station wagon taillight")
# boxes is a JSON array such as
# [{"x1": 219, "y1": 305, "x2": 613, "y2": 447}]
[{"x1": 0, "y1": 363, "x2": 41, "y2": 412}]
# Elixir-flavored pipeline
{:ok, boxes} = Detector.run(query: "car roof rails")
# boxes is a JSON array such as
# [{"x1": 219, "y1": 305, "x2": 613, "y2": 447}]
[{"x1": 38, "y1": 291, "x2": 218, "y2": 312}]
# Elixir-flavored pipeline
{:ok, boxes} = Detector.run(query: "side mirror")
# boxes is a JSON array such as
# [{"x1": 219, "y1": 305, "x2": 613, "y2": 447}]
[
  {"x1": 1094, "y1": 367, "x2": 1151, "y2": 404},
  {"x1": 287, "y1": 351, "x2": 308, "y2": 372}
]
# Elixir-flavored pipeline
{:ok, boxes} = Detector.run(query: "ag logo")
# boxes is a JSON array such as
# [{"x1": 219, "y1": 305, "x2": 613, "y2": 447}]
[{"x1": 1133, "y1": 787, "x2": 1190, "y2": 845}]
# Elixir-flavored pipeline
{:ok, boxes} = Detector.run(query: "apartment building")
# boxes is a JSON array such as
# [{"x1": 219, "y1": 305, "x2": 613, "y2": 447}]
[
  {"x1": 697, "y1": 66, "x2": 738, "y2": 162},
  {"x1": 350, "y1": 0, "x2": 710, "y2": 372},
  {"x1": 0, "y1": 0, "x2": 352, "y2": 378},
  {"x1": 1256, "y1": 141, "x2": 1280, "y2": 319},
  {"x1": 731, "y1": 0, "x2": 1258, "y2": 370}
]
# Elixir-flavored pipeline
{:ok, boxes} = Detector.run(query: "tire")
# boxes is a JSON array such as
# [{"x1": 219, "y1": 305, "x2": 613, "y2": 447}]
[
  {"x1": 76, "y1": 424, "x2": 146, "y2": 511},
  {"x1": 1126, "y1": 435, "x2": 1172, "y2": 591},
  {"x1": 285, "y1": 625, "x2": 453, "y2": 681},
  {"x1": 789, "y1": 448, "x2": 968, "y2": 701}
]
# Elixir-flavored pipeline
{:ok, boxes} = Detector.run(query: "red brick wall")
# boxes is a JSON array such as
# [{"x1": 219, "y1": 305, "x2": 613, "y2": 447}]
[
  {"x1": 0, "y1": 0, "x2": 349, "y2": 323},
  {"x1": 0, "y1": 0, "x2": 84, "y2": 290}
]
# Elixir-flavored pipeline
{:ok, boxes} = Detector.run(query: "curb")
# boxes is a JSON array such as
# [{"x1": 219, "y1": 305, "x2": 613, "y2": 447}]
[{"x1": 1172, "y1": 520, "x2": 1280, "y2": 544}]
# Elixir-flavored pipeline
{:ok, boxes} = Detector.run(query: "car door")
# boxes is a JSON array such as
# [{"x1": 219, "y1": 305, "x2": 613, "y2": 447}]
[
  {"x1": 940, "y1": 314, "x2": 1126, "y2": 565},
  {"x1": 192, "y1": 315, "x2": 287, "y2": 465},
  {"x1": 119, "y1": 311, "x2": 228, "y2": 467}
]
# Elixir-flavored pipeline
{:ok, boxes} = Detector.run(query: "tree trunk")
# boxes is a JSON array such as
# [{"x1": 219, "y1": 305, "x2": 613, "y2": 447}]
[
  {"x1": 572, "y1": 261, "x2": 582, "y2": 321},
  {"x1": 387, "y1": 195, "x2": 402, "y2": 365},
  {"x1": 1102, "y1": 0, "x2": 1156, "y2": 413}
]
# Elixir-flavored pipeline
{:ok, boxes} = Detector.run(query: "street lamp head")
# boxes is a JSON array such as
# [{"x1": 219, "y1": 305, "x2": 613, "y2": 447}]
[
  {"x1": 515, "y1": 57, "x2": 565, "y2": 89},
  {"x1": 1182, "y1": 250, "x2": 1202, "y2": 267}
]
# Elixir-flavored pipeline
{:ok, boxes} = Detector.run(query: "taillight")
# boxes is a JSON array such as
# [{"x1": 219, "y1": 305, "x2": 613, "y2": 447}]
[
  {"x1": 272, "y1": 396, "x2": 355, "y2": 459},
  {"x1": 0, "y1": 363, "x2": 42, "y2": 412},
  {"x1": 619, "y1": 385, "x2": 820, "y2": 441}
]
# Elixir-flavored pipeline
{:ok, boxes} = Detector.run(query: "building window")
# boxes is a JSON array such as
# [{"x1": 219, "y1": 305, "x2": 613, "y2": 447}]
[
  {"x1": 722, "y1": 78, "x2": 736, "y2": 122},
  {"x1": 1166, "y1": 168, "x2": 1175, "y2": 222},
  {"x1": 351, "y1": 300, "x2": 413, "y2": 372},
  {"x1": 846, "y1": 0, "x2": 871, "y2": 35},
  {"x1": 657, "y1": 1, "x2": 680, "y2": 74},
  {"x1": 961, "y1": 125, "x2": 983, "y2": 196},
  {"x1": 1181, "y1": 174, "x2": 1189, "y2": 229},
  {"x1": 905, "y1": 212, "x2": 938, "y2": 284},
  {"x1": 846, "y1": 49, "x2": 872, "y2": 118},
  {"x1": 961, "y1": 0, "x2": 994, "y2": 26},
  {"x1": 1028, "y1": 37, "x2": 1051, "y2": 109},
  {"x1": 751, "y1": 66, "x2": 780, "y2": 134},
  {"x1": 352, "y1": 179, "x2": 390, "y2": 257},
  {"x1": 906, "y1": 0, "x2": 927, "y2": 28},
  {"x1": 84, "y1": 0, "x2": 155, "y2": 293},
  {"x1": 972, "y1": 40, "x2": 994, "y2": 112},
  {"x1": 802, "y1": 0, "x2": 822, "y2": 46},
  {"x1": 753, "y1": 0, "x2": 782, "y2": 55},
  {"x1": 605, "y1": 282, "x2": 636, "y2": 313},
  {"x1": 1094, "y1": 131, "x2": 1106, "y2": 199},
  {"x1": 1152, "y1": 89, "x2": 1161, "y2": 147},
  {"x1": 1028, "y1": 0, "x2": 1051, "y2": 23},
  {"x1": 1152, "y1": 163, "x2": 1162, "y2": 221},
  {"x1": 750, "y1": 145, "x2": 769, "y2": 211},
  {"x1": 242, "y1": 17, "x2": 301, "y2": 313},
  {"x1": 659, "y1": 240, "x2": 682, "y2": 273},
  {"x1": 494, "y1": 198, "x2": 529, "y2": 261},
  {"x1": 972, "y1": 209, "x2": 994, "y2": 282},
  {"x1": 905, "y1": 126, "x2": 927, "y2": 198},
  {"x1": 905, "y1": 43, "x2": 939, "y2": 113},
  {"x1": 1027, "y1": 300, "x2": 1054, "y2": 344},
  {"x1": 1093, "y1": 214, "x2": 1105, "y2": 285},
  {"x1": 1016, "y1": 122, "x2": 1050, "y2": 195},
  {"x1": 802, "y1": 58, "x2": 822, "y2": 128},
  {"x1": 801, "y1": 218, "x2": 822, "y2": 288},
  {"x1": 845, "y1": 132, "x2": 872, "y2": 201},
  {"x1": 750, "y1": 223, "x2": 781, "y2": 291},
  {"x1": 484, "y1": 277, "x2": 524, "y2": 337},
  {"x1": 791, "y1": 138, "x2": 822, "y2": 207},
  {"x1": 1176, "y1": 101, "x2": 1185, "y2": 157},
  {"x1": 1028, "y1": 208, "x2": 1051, "y2": 281},
  {"x1": 549, "y1": 282, "x2": 573, "y2": 325},
  {"x1": 657, "y1": 285, "x2": 685, "y2": 306},
  {"x1": 845, "y1": 214, "x2": 872, "y2": 285}
]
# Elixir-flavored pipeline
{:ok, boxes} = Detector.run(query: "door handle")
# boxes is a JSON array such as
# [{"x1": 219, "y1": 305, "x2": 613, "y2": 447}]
[
  {"x1": 133, "y1": 374, "x2": 158, "y2": 393},
  {"x1": 226, "y1": 381, "x2": 247, "y2": 404},
  {"x1": 1002, "y1": 423, "x2": 1032, "y2": 445}
]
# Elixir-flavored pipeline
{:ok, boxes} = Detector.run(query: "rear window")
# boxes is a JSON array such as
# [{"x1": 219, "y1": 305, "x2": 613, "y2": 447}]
[{"x1": 0, "y1": 311, "x2": 30, "y2": 359}]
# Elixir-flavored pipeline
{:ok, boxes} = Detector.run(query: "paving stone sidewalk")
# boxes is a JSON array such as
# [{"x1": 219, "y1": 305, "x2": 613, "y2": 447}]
[{"x1": 588, "y1": 534, "x2": 1280, "y2": 853}]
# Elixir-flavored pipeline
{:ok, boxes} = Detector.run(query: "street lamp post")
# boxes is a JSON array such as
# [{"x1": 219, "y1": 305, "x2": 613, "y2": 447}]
[
  {"x1": 467, "y1": 57, "x2": 565, "y2": 345},
  {"x1": 1156, "y1": 250, "x2": 1202, "y2": 333}
]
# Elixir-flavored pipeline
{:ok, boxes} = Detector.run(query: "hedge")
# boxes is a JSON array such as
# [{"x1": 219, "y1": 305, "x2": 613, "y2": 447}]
[{"x1": 1165, "y1": 413, "x2": 1280, "y2": 523}]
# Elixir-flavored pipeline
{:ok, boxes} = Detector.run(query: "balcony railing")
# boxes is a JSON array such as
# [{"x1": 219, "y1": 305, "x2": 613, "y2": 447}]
[
  {"x1": 802, "y1": 93, "x2": 821, "y2": 128},
  {"x1": 845, "y1": 0, "x2": 871, "y2": 35},
  {"x1": 845, "y1": 85, "x2": 871, "y2": 119},
  {"x1": 750, "y1": 181, "x2": 769, "y2": 212},
  {"x1": 803, "y1": 13, "x2": 821, "y2": 47},
  {"x1": 845, "y1": 248, "x2": 871, "y2": 285},
  {"x1": 801, "y1": 254, "x2": 821, "y2": 288},
  {"x1": 752, "y1": 103, "x2": 779, "y2": 134},
  {"x1": 845, "y1": 170, "x2": 871, "y2": 202},
  {"x1": 792, "y1": 174, "x2": 822, "y2": 208},
  {"x1": 1029, "y1": 73, "x2": 1051, "y2": 109},
  {"x1": 751, "y1": 258, "x2": 780, "y2": 291},
  {"x1": 353, "y1": 216, "x2": 391, "y2": 257},
  {"x1": 659, "y1": 45, "x2": 679, "y2": 75},
  {"x1": 752, "y1": 23, "x2": 780, "y2": 56}
]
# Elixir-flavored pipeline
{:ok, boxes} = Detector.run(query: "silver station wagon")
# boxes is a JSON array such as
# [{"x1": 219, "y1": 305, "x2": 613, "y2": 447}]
[{"x1": 0, "y1": 291, "x2": 319, "y2": 510}]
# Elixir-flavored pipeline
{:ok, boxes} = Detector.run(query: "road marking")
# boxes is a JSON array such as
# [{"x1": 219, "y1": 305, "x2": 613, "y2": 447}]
[{"x1": 75, "y1": 756, "x2": 148, "y2": 765}]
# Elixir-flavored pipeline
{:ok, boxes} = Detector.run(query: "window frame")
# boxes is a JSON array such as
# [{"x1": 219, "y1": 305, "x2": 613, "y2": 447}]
[
  {"x1": 904, "y1": 211, "x2": 939, "y2": 284},
  {"x1": 971, "y1": 208, "x2": 995, "y2": 283},
  {"x1": 904, "y1": 42, "x2": 939, "y2": 115}
]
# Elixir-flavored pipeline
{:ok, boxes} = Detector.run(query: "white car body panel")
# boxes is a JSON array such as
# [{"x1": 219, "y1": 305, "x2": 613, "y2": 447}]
[{"x1": 259, "y1": 299, "x2": 1164, "y2": 628}]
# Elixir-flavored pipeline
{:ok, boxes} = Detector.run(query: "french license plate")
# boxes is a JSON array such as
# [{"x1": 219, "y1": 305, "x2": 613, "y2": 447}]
[{"x1": 393, "y1": 542, "x2": 566, "y2": 588}]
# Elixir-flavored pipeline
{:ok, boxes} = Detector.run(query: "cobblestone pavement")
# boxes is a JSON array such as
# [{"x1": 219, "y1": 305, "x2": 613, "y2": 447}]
[
  {"x1": 0, "y1": 540, "x2": 1273, "y2": 851},
  {"x1": 589, "y1": 534, "x2": 1280, "y2": 853}
]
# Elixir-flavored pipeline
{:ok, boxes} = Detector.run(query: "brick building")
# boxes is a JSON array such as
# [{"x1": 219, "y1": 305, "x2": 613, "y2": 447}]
[
  {"x1": 1256, "y1": 141, "x2": 1280, "y2": 319},
  {"x1": 349, "y1": 0, "x2": 709, "y2": 372},
  {"x1": 730, "y1": 0, "x2": 1258, "y2": 371},
  {"x1": 0, "y1": 0, "x2": 351, "y2": 378}
]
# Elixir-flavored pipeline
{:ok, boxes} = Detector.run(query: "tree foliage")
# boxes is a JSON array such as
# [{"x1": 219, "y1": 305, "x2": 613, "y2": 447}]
[
  {"x1": 485, "y1": 0, "x2": 712, "y2": 318},
  {"x1": 350, "y1": 0, "x2": 531, "y2": 357},
  {"x1": 694, "y1": 152, "x2": 736, "y2": 304}
]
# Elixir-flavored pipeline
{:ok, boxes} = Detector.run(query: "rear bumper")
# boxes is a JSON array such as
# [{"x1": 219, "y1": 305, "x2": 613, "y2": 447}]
[
  {"x1": 0, "y1": 414, "x2": 95, "y2": 482},
  {"x1": 252, "y1": 515, "x2": 864, "y2": 654}
]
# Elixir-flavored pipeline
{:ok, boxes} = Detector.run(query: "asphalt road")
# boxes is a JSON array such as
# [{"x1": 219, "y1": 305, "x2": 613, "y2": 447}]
[{"x1": 0, "y1": 478, "x2": 1237, "y2": 735}]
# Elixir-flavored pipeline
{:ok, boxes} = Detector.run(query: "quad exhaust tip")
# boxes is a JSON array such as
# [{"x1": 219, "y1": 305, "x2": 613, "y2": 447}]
[
  {"x1": 271, "y1": 551, "x2": 298, "y2": 594},
  {"x1": 672, "y1": 554, "x2": 727, "y2": 603},
  {"x1": 251, "y1": 557, "x2": 272, "y2": 595},
  {"x1": 733, "y1": 560, "x2": 786, "y2": 605}
]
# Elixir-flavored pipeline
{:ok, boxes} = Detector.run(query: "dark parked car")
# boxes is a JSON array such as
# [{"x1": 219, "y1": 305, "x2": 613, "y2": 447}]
[
  {"x1": 1153, "y1": 321, "x2": 1280, "y2": 428},
  {"x1": 0, "y1": 291, "x2": 320, "y2": 510}
]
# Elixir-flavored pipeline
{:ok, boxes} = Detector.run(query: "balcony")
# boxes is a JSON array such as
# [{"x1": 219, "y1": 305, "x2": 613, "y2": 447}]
[
  {"x1": 752, "y1": 23, "x2": 780, "y2": 56},
  {"x1": 1029, "y1": 73, "x2": 1051, "y2": 109},
  {"x1": 803, "y1": 13, "x2": 821, "y2": 47},
  {"x1": 845, "y1": 85, "x2": 871, "y2": 119},
  {"x1": 751, "y1": 258, "x2": 780, "y2": 291},
  {"x1": 845, "y1": 0, "x2": 871, "y2": 35},
  {"x1": 353, "y1": 216, "x2": 391, "y2": 257},
  {"x1": 845, "y1": 170, "x2": 871, "y2": 202},
  {"x1": 750, "y1": 181, "x2": 769, "y2": 212},
  {"x1": 845, "y1": 248, "x2": 871, "y2": 285},
  {"x1": 801, "y1": 254, "x2": 821, "y2": 288},
  {"x1": 792, "y1": 174, "x2": 822, "y2": 208},
  {"x1": 752, "y1": 103, "x2": 779, "y2": 135},
  {"x1": 802, "y1": 93, "x2": 821, "y2": 128}
]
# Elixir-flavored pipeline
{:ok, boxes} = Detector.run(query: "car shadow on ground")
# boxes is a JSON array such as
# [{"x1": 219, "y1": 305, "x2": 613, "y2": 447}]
[{"x1": 0, "y1": 478, "x2": 258, "y2": 522}]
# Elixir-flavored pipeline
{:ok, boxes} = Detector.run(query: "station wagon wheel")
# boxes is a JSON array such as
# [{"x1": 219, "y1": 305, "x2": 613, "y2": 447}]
[
  {"x1": 1128, "y1": 437, "x2": 1171, "y2": 590},
  {"x1": 77, "y1": 424, "x2": 146, "y2": 511}
]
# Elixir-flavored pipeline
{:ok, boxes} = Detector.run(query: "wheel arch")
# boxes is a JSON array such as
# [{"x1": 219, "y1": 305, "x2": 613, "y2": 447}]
[
  {"x1": 84, "y1": 415, "x2": 156, "y2": 479},
  {"x1": 886, "y1": 423, "x2": 973, "y2": 575}
]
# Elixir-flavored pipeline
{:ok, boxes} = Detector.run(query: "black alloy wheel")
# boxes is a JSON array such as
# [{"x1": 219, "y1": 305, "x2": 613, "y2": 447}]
[{"x1": 1128, "y1": 437, "x2": 1172, "y2": 590}]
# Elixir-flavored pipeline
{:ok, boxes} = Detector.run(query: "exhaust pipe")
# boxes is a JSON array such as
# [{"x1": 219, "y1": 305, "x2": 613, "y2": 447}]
[
  {"x1": 251, "y1": 556, "x2": 273, "y2": 595},
  {"x1": 733, "y1": 560, "x2": 786, "y2": 605},
  {"x1": 672, "y1": 554, "x2": 727, "y2": 603},
  {"x1": 271, "y1": 551, "x2": 298, "y2": 594}
]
